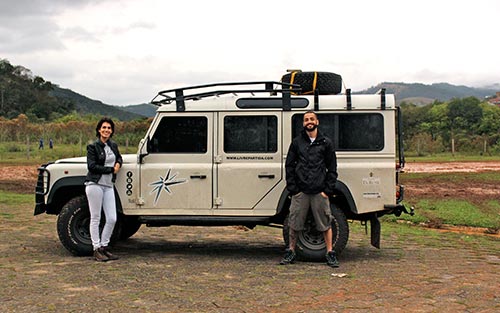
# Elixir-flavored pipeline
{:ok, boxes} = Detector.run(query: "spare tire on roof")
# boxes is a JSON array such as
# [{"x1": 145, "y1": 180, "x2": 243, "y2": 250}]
[{"x1": 281, "y1": 71, "x2": 342, "y2": 95}]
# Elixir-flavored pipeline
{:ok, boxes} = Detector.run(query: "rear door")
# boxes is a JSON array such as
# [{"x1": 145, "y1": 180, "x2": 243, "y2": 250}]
[{"x1": 216, "y1": 112, "x2": 282, "y2": 209}]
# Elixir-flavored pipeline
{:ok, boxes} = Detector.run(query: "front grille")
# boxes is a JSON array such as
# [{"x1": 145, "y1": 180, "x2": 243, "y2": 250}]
[
  {"x1": 35, "y1": 165, "x2": 50, "y2": 195},
  {"x1": 34, "y1": 164, "x2": 51, "y2": 215}
]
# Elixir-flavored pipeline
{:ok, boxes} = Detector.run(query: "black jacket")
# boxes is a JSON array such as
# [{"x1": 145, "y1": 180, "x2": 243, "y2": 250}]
[
  {"x1": 85, "y1": 139, "x2": 123, "y2": 184},
  {"x1": 285, "y1": 130, "x2": 337, "y2": 195}
]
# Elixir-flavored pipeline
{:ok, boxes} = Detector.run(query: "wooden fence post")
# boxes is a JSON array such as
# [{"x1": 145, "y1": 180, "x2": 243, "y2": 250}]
[
  {"x1": 26, "y1": 136, "x2": 30, "y2": 160},
  {"x1": 79, "y1": 133, "x2": 83, "y2": 156}
]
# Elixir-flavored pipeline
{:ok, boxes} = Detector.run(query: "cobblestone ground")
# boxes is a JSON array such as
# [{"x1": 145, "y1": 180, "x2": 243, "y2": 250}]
[
  {"x1": 0, "y1": 207, "x2": 498, "y2": 312},
  {"x1": 1, "y1": 164, "x2": 499, "y2": 312}
]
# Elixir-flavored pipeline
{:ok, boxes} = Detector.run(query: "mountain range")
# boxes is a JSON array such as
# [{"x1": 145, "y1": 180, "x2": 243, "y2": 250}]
[
  {"x1": 50, "y1": 81, "x2": 499, "y2": 120},
  {"x1": 2, "y1": 59, "x2": 498, "y2": 120},
  {"x1": 134, "y1": 82, "x2": 499, "y2": 117},
  {"x1": 358, "y1": 82, "x2": 499, "y2": 105}
]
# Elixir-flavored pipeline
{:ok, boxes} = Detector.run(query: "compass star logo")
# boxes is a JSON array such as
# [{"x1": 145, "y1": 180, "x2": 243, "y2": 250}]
[{"x1": 149, "y1": 169, "x2": 187, "y2": 205}]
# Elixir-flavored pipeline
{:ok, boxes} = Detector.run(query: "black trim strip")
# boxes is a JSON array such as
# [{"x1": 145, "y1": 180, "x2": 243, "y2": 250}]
[{"x1": 346, "y1": 88, "x2": 352, "y2": 110}]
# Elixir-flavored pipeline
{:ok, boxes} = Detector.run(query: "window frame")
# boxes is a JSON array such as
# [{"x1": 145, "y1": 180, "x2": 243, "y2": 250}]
[{"x1": 291, "y1": 112, "x2": 385, "y2": 151}]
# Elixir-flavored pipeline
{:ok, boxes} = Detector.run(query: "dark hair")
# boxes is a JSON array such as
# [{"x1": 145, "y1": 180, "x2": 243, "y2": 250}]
[
  {"x1": 303, "y1": 110, "x2": 318, "y2": 119},
  {"x1": 95, "y1": 117, "x2": 115, "y2": 138}
]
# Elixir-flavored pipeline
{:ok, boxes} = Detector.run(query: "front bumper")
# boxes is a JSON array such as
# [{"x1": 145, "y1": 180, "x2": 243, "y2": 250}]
[{"x1": 34, "y1": 164, "x2": 50, "y2": 215}]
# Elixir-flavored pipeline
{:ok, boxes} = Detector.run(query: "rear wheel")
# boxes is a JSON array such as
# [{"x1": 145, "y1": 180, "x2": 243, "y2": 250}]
[
  {"x1": 282, "y1": 202, "x2": 349, "y2": 261},
  {"x1": 57, "y1": 195, "x2": 121, "y2": 256}
]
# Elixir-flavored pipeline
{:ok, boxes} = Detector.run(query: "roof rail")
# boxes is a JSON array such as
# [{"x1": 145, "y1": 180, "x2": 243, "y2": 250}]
[{"x1": 151, "y1": 81, "x2": 302, "y2": 112}]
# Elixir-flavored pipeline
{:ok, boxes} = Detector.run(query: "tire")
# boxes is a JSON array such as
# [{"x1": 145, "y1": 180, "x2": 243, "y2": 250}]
[
  {"x1": 56, "y1": 195, "x2": 121, "y2": 256},
  {"x1": 119, "y1": 215, "x2": 141, "y2": 240},
  {"x1": 281, "y1": 71, "x2": 342, "y2": 95},
  {"x1": 282, "y1": 202, "x2": 349, "y2": 261}
]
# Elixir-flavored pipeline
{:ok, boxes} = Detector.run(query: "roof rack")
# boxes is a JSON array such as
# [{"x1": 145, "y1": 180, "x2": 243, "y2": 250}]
[{"x1": 151, "y1": 81, "x2": 302, "y2": 112}]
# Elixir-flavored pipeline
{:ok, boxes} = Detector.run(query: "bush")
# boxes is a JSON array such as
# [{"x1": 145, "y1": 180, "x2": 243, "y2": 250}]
[
  {"x1": 6, "y1": 143, "x2": 21, "y2": 152},
  {"x1": 407, "y1": 133, "x2": 445, "y2": 156}
]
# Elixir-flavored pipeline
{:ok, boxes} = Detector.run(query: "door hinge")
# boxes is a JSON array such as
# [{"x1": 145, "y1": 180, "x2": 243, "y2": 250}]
[
  {"x1": 214, "y1": 155, "x2": 222, "y2": 164},
  {"x1": 214, "y1": 197, "x2": 223, "y2": 206}
]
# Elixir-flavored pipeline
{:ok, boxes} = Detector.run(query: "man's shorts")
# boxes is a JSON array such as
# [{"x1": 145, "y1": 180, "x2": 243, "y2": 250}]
[{"x1": 289, "y1": 192, "x2": 333, "y2": 232}]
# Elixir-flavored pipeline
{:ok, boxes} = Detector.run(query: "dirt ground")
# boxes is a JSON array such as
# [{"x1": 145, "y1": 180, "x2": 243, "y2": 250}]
[{"x1": 0, "y1": 163, "x2": 499, "y2": 312}]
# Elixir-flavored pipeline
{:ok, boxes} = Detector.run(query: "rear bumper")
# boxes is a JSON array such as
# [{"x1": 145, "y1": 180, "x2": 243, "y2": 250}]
[
  {"x1": 386, "y1": 184, "x2": 414, "y2": 217},
  {"x1": 383, "y1": 204, "x2": 414, "y2": 217}
]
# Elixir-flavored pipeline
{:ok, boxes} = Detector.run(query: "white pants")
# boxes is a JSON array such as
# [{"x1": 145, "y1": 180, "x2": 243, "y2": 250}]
[{"x1": 85, "y1": 184, "x2": 117, "y2": 250}]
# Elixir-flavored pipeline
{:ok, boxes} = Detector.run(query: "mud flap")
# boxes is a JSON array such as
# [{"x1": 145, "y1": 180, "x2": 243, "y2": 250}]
[{"x1": 370, "y1": 216, "x2": 381, "y2": 249}]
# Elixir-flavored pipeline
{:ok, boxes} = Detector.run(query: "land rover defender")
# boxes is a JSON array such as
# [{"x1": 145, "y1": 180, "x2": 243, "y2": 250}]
[{"x1": 35, "y1": 71, "x2": 413, "y2": 261}]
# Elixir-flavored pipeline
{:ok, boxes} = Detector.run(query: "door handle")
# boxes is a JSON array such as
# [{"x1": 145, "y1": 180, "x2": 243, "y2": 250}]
[
  {"x1": 190, "y1": 175, "x2": 207, "y2": 179},
  {"x1": 258, "y1": 174, "x2": 275, "y2": 179}
]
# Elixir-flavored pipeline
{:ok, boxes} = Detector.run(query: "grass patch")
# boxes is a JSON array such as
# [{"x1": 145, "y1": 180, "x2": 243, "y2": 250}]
[
  {"x1": 0, "y1": 142, "x2": 87, "y2": 164},
  {"x1": 0, "y1": 142, "x2": 138, "y2": 165},
  {"x1": 486, "y1": 200, "x2": 500, "y2": 211},
  {"x1": 380, "y1": 220, "x2": 499, "y2": 250},
  {"x1": 0, "y1": 212, "x2": 15, "y2": 219},
  {"x1": 384, "y1": 199, "x2": 500, "y2": 229},
  {"x1": 0, "y1": 190, "x2": 33, "y2": 206}
]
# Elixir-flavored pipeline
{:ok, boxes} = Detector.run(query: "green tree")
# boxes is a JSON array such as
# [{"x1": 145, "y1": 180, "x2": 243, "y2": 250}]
[
  {"x1": 400, "y1": 101, "x2": 429, "y2": 141},
  {"x1": 420, "y1": 101, "x2": 449, "y2": 141},
  {"x1": 447, "y1": 97, "x2": 483, "y2": 136},
  {"x1": 478, "y1": 103, "x2": 500, "y2": 135}
]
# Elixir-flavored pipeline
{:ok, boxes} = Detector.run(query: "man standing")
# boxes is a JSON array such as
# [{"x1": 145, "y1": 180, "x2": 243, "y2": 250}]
[{"x1": 280, "y1": 111, "x2": 339, "y2": 267}]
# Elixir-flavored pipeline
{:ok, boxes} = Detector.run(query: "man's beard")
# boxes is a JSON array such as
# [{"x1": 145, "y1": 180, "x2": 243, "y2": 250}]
[{"x1": 304, "y1": 124, "x2": 318, "y2": 132}]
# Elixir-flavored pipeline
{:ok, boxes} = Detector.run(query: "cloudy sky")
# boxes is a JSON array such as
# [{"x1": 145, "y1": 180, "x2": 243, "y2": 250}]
[{"x1": 1, "y1": 0, "x2": 499, "y2": 106}]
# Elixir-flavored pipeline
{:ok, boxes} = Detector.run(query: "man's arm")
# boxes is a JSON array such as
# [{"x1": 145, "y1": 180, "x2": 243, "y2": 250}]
[
  {"x1": 285, "y1": 140, "x2": 299, "y2": 195},
  {"x1": 324, "y1": 140, "x2": 338, "y2": 195}
]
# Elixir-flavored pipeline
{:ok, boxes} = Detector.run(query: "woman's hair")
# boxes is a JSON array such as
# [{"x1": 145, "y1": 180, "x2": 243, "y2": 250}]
[{"x1": 95, "y1": 117, "x2": 115, "y2": 138}]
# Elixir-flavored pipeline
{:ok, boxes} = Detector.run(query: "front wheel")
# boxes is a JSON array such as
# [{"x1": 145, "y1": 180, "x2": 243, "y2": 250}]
[
  {"x1": 282, "y1": 202, "x2": 349, "y2": 261},
  {"x1": 57, "y1": 195, "x2": 121, "y2": 256}
]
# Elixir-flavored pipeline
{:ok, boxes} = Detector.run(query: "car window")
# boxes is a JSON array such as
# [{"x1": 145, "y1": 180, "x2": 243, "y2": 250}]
[
  {"x1": 224, "y1": 115, "x2": 277, "y2": 153},
  {"x1": 151, "y1": 116, "x2": 207, "y2": 153},
  {"x1": 292, "y1": 113, "x2": 384, "y2": 151}
]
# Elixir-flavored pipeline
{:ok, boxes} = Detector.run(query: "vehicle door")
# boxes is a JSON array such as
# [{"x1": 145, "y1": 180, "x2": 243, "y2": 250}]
[
  {"x1": 139, "y1": 113, "x2": 213, "y2": 214},
  {"x1": 216, "y1": 112, "x2": 282, "y2": 209}
]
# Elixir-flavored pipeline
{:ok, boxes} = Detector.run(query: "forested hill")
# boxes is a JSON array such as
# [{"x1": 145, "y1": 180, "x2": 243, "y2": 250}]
[
  {"x1": 121, "y1": 102, "x2": 158, "y2": 117},
  {"x1": 50, "y1": 86, "x2": 143, "y2": 121},
  {"x1": 0, "y1": 59, "x2": 142, "y2": 121},
  {"x1": 0, "y1": 59, "x2": 74, "y2": 120},
  {"x1": 358, "y1": 82, "x2": 498, "y2": 105}
]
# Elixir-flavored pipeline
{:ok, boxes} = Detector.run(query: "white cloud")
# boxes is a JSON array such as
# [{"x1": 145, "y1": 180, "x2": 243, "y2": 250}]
[{"x1": 1, "y1": 0, "x2": 499, "y2": 105}]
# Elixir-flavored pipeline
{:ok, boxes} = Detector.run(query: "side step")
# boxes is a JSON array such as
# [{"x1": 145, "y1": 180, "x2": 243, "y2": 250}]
[{"x1": 139, "y1": 215, "x2": 271, "y2": 227}]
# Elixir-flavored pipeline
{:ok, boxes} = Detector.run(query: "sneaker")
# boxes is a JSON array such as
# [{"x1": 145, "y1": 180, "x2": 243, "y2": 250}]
[
  {"x1": 94, "y1": 248, "x2": 109, "y2": 262},
  {"x1": 326, "y1": 251, "x2": 339, "y2": 268},
  {"x1": 279, "y1": 249, "x2": 296, "y2": 265},
  {"x1": 100, "y1": 247, "x2": 119, "y2": 261}
]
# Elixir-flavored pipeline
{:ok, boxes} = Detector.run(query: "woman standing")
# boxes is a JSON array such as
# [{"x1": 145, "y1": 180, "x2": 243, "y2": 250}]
[{"x1": 85, "y1": 117, "x2": 122, "y2": 262}]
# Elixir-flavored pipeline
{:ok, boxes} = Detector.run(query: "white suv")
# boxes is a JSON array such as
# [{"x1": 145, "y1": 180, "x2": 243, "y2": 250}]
[{"x1": 35, "y1": 71, "x2": 413, "y2": 261}]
